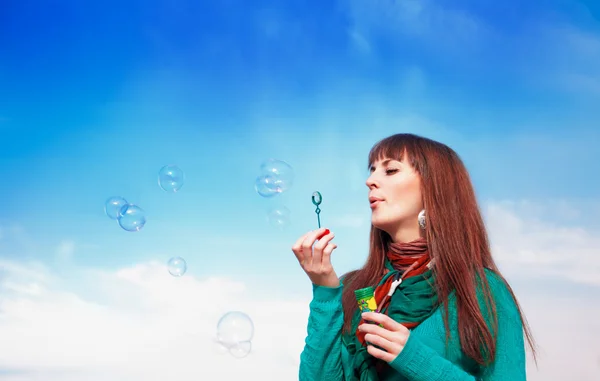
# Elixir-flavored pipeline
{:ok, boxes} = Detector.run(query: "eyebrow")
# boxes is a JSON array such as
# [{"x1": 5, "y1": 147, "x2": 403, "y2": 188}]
[{"x1": 369, "y1": 158, "x2": 399, "y2": 171}]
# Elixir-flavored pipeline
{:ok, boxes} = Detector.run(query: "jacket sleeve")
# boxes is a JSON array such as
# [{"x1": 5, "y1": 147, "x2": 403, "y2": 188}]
[{"x1": 299, "y1": 283, "x2": 346, "y2": 381}]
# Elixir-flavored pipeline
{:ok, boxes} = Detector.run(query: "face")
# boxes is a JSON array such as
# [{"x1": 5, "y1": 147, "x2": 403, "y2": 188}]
[{"x1": 366, "y1": 157, "x2": 423, "y2": 240}]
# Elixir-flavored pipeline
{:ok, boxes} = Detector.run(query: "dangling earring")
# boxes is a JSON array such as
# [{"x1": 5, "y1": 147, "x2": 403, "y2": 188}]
[{"x1": 418, "y1": 209, "x2": 426, "y2": 230}]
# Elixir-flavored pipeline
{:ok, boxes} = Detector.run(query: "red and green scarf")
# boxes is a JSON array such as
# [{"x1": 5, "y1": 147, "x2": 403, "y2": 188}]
[{"x1": 341, "y1": 238, "x2": 439, "y2": 380}]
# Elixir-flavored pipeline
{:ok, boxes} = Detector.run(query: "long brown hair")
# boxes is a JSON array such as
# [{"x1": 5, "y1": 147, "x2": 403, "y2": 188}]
[{"x1": 341, "y1": 133, "x2": 536, "y2": 366}]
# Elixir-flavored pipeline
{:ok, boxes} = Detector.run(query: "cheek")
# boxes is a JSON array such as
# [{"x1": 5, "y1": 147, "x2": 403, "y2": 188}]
[
  {"x1": 413, "y1": 188, "x2": 424, "y2": 209},
  {"x1": 394, "y1": 178, "x2": 423, "y2": 209}
]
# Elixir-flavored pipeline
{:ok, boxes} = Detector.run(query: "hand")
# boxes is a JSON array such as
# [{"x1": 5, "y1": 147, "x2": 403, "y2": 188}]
[
  {"x1": 358, "y1": 312, "x2": 410, "y2": 363},
  {"x1": 291, "y1": 228, "x2": 339, "y2": 287}
]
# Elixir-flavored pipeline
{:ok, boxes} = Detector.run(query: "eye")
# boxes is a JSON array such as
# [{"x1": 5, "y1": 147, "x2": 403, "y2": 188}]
[{"x1": 385, "y1": 168, "x2": 399, "y2": 175}]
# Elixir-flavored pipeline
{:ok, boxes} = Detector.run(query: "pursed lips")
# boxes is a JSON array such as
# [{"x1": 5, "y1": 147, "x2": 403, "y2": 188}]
[{"x1": 369, "y1": 196, "x2": 383, "y2": 208}]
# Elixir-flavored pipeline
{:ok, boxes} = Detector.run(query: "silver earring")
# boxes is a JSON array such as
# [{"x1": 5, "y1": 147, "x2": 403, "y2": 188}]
[{"x1": 418, "y1": 209, "x2": 426, "y2": 229}]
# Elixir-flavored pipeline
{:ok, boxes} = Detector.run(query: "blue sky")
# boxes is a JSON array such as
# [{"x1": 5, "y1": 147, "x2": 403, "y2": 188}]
[{"x1": 1, "y1": 1, "x2": 599, "y2": 379}]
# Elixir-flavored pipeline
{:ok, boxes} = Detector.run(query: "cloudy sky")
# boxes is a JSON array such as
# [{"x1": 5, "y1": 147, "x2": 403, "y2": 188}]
[{"x1": 1, "y1": 0, "x2": 599, "y2": 379}]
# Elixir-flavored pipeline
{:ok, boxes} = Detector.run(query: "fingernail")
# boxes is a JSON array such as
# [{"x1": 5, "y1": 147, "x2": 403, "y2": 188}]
[{"x1": 318, "y1": 229, "x2": 330, "y2": 239}]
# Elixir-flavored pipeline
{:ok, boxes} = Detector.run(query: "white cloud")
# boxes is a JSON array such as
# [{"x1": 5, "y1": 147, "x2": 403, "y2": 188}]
[
  {"x1": 1, "y1": 199, "x2": 599, "y2": 380},
  {"x1": 521, "y1": 291, "x2": 600, "y2": 380},
  {"x1": 484, "y1": 200, "x2": 600, "y2": 286},
  {"x1": 0, "y1": 260, "x2": 309, "y2": 380}
]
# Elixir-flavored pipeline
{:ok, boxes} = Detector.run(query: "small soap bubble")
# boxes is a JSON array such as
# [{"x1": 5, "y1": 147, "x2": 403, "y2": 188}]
[
  {"x1": 167, "y1": 256, "x2": 187, "y2": 277},
  {"x1": 104, "y1": 196, "x2": 128, "y2": 220},
  {"x1": 267, "y1": 206, "x2": 291, "y2": 229},
  {"x1": 229, "y1": 340, "x2": 252, "y2": 359},
  {"x1": 254, "y1": 175, "x2": 278, "y2": 198},
  {"x1": 158, "y1": 165, "x2": 184, "y2": 192},
  {"x1": 255, "y1": 159, "x2": 294, "y2": 197},
  {"x1": 217, "y1": 311, "x2": 254, "y2": 345},
  {"x1": 118, "y1": 204, "x2": 146, "y2": 232}
]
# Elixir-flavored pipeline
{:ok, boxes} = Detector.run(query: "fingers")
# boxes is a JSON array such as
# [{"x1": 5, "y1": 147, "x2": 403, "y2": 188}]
[
  {"x1": 361, "y1": 312, "x2": 405, "y2": 333},
  {"x1": 314, "y1": 229, "x2": 334, "y2": 250},
  {"x1": 363, "y1": 332, "x2": 395, "y2": 354},
  {"x1": 358, "y1": 321, "x2": 400, "y2": 344},
  {"x1": 291, "y1": 231, "x2": 312, "y2": 264},
  {"x1": 316, "y1": 228, "x2": 331, "y2": 240},
  {"x1": 292, "y1": 228, "x2": 340, "y2": 288},
  {"x1": 312, "y1": 229, "x2": 334, "y2": 266},
  {"x1": 291, "y1": 228, "x2": 330, "y2": 267},
  {"x1": 321, "y1": 241, "x2": 338, "y2": 266},
  {"x1": 300, "y1": 231, "x2": 319, "y2": 266},
  {"x1": 359, "y1": 318, "x2": 409, "y2": 362},
  {"x1": 367, "y1": 343, "x2": 396, "y2": 363}
]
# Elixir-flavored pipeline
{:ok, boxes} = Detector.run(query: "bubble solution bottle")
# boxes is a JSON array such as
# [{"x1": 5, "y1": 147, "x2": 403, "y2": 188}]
[
  {"x1": 355, "y1": 286, "x2": 385, "y2": 349},
  {"x1": 355, "y1": 287, "x2": 378, "y2": 313},
  {"x1": 355, "y1": 286, "x2": 385, "y2": 329}
]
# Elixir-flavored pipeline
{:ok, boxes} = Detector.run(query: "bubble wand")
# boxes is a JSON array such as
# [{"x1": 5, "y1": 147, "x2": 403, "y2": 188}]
[{"x1": 311, "y1": 191, "x2": 322, "y2": 228}]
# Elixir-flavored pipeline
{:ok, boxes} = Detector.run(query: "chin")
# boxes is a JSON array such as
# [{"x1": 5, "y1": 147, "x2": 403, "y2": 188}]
[{"x1": 371, "y1": 219, "x2": 392, "y2": 234}]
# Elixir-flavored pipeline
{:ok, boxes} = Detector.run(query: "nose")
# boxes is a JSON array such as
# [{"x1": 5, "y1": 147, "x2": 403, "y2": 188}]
[{"x1": 366, "y1": 174, "x2": 378, "y2": 189}]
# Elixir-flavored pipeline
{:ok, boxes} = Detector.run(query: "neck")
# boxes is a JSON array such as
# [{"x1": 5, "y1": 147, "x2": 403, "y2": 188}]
[{"x1": 389, "y1": 225, "x2": 423, "y2": 243}]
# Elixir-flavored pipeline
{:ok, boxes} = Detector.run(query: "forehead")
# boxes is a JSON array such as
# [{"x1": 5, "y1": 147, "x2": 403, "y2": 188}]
[{"x1": 371, "y1": 158, "x2": 398, "y2": 165}]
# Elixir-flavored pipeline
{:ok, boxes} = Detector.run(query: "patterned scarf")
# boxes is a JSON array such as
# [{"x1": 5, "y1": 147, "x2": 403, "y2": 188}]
[{"x1": 341, "y1": 238, "x2": 439, "y2": 380}]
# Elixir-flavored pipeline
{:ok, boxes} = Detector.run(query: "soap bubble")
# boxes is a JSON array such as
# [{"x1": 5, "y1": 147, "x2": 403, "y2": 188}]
[
  {"x1": 267, "y1": 206, "x2": 291, "y2": 229},
  {"x1": 213, "y1": 338, "x2": 252, "y2": 359},
  {"x1": 213, "y1": 338, "x2": 229, "y2": 355},
  {"x1": 260, "y1": 159, "x2": 294, "y2": 192},
  {"x1": 254, "y1": 175, "x2": 278, "y2": 198},
  {"x1": 118, "y1": 204, "x2": 146, "y2": 232},
  {"x1": 158, "y1": 165, "x2": 184, "y2": 192},
  {"x1": 255, "y1": 159, "x2": 294, "y2": 197},
  {"x1": 229, "y1": 340, "x2": 252, "y2": 358},
  {"x1": 104, "y1": 196, "x2": 128, "y2": 220},
  {"x1": 217, "y1": 311, "x2": 254, "y2": 346},
  {"x1": 167, "y1": 256, "x2": 187, "y2": 277}
]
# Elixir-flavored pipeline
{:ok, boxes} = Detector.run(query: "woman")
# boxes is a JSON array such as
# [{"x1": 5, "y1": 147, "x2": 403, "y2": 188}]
[{"x1": 292, "y1": 133, "x2": 536, "y2": 380}]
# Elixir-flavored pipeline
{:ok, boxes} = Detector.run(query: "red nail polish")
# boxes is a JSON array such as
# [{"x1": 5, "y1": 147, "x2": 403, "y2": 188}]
[{"x1": 317, "y1": 229, "x2": 330, "y2": 239}]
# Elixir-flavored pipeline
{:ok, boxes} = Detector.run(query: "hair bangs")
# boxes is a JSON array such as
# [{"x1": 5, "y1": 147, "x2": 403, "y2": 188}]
[{"x1": 367, "y1": 134, "x2": 421, "y2": 170}]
